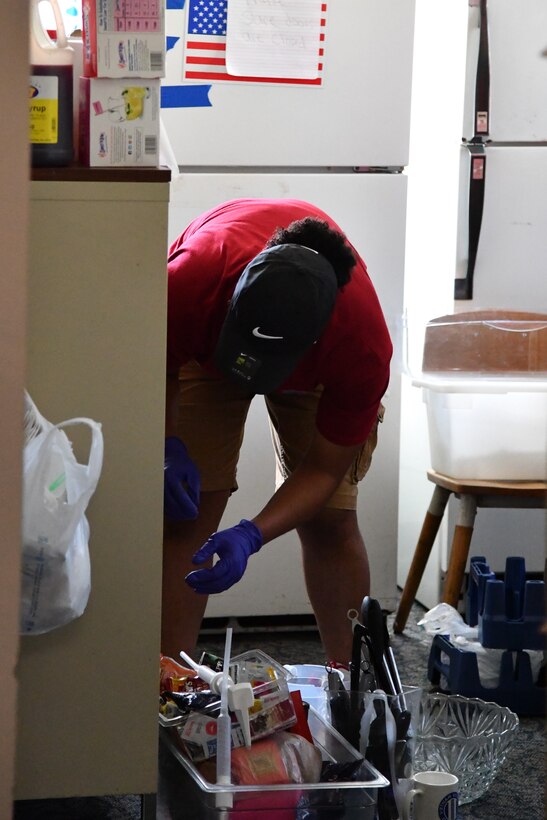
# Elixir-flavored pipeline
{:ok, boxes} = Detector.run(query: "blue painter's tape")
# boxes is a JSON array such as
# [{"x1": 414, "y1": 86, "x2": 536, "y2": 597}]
[
  {"x1": 166, "y1": 0, "x2": 185, "y2": 8},
  {"x1": 166, "y1": 36, "x2": 179, "y2": 52},
  {"x1": 161, "y1": 85, "x2": 212, "y2": 108}
]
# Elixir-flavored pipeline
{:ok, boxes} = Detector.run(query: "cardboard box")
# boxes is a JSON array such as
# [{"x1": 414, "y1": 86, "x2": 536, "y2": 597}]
[
  {"x1": 82, "y1": 0, "x2": 165, "y2": 78},
  {"x1": 79, "y1": 77, "x2": 160, "y2": 166}
]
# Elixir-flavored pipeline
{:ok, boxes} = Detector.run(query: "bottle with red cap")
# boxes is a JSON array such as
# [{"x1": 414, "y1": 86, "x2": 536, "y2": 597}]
[{"x1": 29, "y1": 0, "x2": 74, "y2": 167}]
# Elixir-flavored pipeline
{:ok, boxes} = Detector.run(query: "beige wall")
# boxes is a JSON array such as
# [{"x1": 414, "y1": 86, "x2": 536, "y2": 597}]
[{"x1": 0, "y1": 4, "x2": 28, "y2": 819}]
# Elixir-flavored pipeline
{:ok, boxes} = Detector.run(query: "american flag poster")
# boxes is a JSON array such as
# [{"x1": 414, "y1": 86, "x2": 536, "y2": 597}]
[{"x1": 183, "y1": 0, "x2": 326, "y2": 85}]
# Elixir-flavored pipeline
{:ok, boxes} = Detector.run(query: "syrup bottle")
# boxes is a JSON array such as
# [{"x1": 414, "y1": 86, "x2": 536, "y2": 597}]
[{"x1": 30, "y1": 0, "x2": 74, "y2": 167}]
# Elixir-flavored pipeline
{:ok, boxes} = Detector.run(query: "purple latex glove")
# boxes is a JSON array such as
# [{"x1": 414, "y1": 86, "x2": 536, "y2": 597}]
[
  {"x1": 164, "y1": 436, "x2": 200, "y2": 521},
  {"x1": 185, "y1": 519, "x2": 263, "y2": 594}
]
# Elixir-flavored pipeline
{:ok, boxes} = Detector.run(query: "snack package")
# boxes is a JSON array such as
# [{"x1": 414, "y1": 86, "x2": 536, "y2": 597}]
[
  {"x1": 160, "y1": 654, "x2": 201, "y2": 694},
  {"x1": 160, "y1": 690, "x2": 220, "y2": 721},
  {"x1": 197, "y1": 730, "x2": 322, "y2": 788},
  {"x1": 230, "y1": 731, "x2": 323, "y2": 786}
]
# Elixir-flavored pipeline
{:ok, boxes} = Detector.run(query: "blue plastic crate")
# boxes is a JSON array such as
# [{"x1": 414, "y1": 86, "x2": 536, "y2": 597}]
[
  {"x1": 466, "y1": 555, "x2": 545, "y2": 650},
  {"x1": 427, "y1": 634, "x2": 545, "y2": 716}
]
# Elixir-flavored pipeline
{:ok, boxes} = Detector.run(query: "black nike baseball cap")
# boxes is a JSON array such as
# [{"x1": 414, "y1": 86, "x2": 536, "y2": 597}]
[{"x1": 214, "y1": 243, "x2": 338, "y2": 394}]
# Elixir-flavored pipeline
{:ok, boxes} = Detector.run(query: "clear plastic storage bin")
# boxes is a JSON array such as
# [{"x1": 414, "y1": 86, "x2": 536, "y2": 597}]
[
  {"x1": 160, "y1": 706, "x2": 388, "y2": 819},
  {"x1": 409, "y1": 311, "x2": 547, "y2": 480}
]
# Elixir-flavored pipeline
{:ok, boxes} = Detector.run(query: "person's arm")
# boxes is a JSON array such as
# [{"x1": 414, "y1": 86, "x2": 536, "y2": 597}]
[
  {"x1": 252, "y1": 431, "x2": 360, "y2": 543},
  {"x1": 185, "y1": 431, "x2": 361, "y2": 594}
]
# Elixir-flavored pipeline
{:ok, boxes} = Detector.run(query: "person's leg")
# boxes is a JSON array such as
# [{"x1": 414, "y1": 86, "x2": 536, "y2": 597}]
[
  {"x1": 162, "y1": 490, "x2": 229, "y2": 658},
  {"x1": 161, "y1": 361, "x2": 252, "y2": 658},
  {"x1": 266, "y1": 390, "x2": 384, "y2": 665},
  {"x1": 297, "y1": 413, "x2": 383, "y2": 665},
  {"x1": 297, "y1": 507, "x2": 368, "y2": 666}
]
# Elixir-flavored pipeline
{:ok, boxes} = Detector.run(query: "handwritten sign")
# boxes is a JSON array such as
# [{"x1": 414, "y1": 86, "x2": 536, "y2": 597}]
[{"x1": 225, "y1": 0, "x2": 324, "y2": 79}]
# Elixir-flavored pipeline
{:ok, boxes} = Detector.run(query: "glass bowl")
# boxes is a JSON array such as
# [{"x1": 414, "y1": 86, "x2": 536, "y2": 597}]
[{"x1": 413, "y1": 692, "x2": 519, "y2": 804}]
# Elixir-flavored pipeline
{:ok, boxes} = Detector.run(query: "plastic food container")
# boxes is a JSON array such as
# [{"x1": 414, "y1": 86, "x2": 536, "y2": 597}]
[
  {"x1": 230, "y1": 649, "x2": 290, "y2": 684},
  {"x1": 409, "y1": 312, "x2": 547, "y2": 480},
  {"x1": 160, "y1": 706, "x2": 389, "y2": 819},
  {"x1": 419, "y1": 381, "x2": 547, "y2": 480},
  {"x1": 283, "y1": 664, "x2": 345, "y2": 722}
]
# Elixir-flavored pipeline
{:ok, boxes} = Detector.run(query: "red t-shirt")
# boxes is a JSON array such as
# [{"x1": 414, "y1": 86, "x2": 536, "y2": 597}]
[{"x1": 167, "y1": 198, "x2": 392, "y2": 446}]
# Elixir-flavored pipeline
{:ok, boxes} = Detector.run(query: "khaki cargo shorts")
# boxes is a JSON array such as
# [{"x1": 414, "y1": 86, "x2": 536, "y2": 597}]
[{"x1": 176, "y1": 361, "x2": 385, "y2": 511}]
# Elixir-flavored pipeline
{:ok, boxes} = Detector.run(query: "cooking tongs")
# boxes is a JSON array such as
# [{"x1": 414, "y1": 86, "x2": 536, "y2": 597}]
[
  {"x1": 360, "y1": 597, "x2": 406, "y2": 707},
  {"x1": 360, "y1": 597, "x2": 413, "y2": 770}
]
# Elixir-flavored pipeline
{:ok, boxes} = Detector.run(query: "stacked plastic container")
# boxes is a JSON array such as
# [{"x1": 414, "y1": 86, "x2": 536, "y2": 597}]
[
  {"x1": 428, "y1": 556, "x2": 546, "y2": 715},
  {"x1": 79, "y1": 0, "x2": 165, "y2": 166},
  {"x1": 409, "y1": 311, "x2": 547, "y2": 481}
]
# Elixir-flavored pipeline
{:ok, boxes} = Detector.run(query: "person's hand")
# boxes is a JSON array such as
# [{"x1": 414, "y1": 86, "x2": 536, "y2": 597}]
[
  {"x1": 185, "y1": 519, "x2": 263, "y2": 594},
  {"x1": 164, "y1": 436, "x2": 200, "y2": 521}
]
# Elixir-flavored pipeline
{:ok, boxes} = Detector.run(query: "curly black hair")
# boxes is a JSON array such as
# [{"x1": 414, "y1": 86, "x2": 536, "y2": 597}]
[{"x1": 265, "y1": 217, "x2": 356, "y2": 289}]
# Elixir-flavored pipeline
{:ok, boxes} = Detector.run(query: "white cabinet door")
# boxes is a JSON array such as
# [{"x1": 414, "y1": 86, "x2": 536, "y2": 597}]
[{"x1": 17, "y1": 178, "x2": 168, "y2": 799}]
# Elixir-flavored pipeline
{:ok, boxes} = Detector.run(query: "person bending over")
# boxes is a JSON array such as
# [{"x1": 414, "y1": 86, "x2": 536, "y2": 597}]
[{"x1": 163, "y1": 198, "x2": 391, "y2": 666}]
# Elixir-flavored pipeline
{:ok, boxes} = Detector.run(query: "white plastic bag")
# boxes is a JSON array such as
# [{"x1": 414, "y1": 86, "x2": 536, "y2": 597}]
[
  {"x1": 20, "y1": 391, "x2": 104, "y2": 635},
  {"x1": 417, "y1": 603, "x2": 478, "y2": 640}
]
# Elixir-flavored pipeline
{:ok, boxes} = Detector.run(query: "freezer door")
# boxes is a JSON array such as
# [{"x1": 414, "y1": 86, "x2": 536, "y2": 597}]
[
  {"x1": 162, "y1": 1, "x2": 415, "y2": 167},
  {"x1": 455, "y1": 144, "x2": 547, "y2": 307},
  {"x1": 463, "y1": 0, "x2": 547, "y2": 141},
  {"x1": 168, "y1": 172, "x2": 407, "y2": 616}
]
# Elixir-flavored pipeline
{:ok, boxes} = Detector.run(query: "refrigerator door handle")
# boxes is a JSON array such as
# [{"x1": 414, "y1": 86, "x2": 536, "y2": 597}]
[
  {"x1": 455, "y1": 144, "x2": 486, "y2": 301},
  {"x1": 470, "y1": 0, "x2": 490, "y2": 139}
]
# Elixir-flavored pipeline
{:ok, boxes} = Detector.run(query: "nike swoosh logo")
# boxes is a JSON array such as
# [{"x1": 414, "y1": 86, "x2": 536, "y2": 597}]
[{"x1": 252, "y1": 327, "x2": 284, "y2": 340}]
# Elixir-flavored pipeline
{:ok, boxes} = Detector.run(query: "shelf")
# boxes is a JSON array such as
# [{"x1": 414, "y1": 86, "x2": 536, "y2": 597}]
[{"x1": 31, "y1": 164, "x2": 171, "y2": 184}]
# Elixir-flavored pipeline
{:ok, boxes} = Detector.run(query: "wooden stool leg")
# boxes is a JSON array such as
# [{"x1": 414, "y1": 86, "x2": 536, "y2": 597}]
[
  {"x1": 442, "y1": 494, "x2": 477, "y2": 608},
  {"x1": 394, "y1": 485, "x2": 451, "y2": 633}
]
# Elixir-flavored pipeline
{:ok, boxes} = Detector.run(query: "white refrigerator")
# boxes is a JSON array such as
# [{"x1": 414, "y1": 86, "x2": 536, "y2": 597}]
[
  {"x1": 161, "y1": 1, "x2": 416, "y2": 620},
  {"x1": 398, "y1": 0, "x2": 547, "y2": 609}
]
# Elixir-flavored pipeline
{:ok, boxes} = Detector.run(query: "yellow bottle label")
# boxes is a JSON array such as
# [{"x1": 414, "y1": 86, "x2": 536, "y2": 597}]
[{"x1": 29, "y1": 75, "x2": 59, "y2": 144}]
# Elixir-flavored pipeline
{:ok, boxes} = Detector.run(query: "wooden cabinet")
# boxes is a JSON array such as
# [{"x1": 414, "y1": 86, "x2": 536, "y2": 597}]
[{"x1": 15, "y1": 169, "x2": 170, "y2": 801}]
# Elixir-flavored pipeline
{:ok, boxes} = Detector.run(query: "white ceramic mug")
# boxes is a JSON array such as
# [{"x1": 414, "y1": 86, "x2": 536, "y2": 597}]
[{"x1": 403, "y1": 770, "x2": 459, "y2": 819}]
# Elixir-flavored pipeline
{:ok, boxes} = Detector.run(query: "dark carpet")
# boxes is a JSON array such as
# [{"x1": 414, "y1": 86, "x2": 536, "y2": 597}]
[{"x1": 13, "y1": 603, "x2": 546, "y2": 819}]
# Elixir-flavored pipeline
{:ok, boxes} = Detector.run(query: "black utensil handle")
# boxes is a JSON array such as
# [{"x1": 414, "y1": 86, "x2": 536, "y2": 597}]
[{"x1": 361, "y1": 597, "x2": 397, "y2": 695}]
